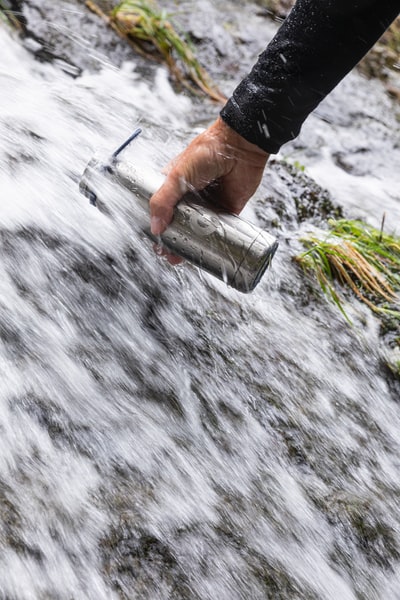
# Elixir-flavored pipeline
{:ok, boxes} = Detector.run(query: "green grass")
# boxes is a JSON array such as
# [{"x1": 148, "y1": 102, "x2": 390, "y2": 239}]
[
  {"x1": 0, "y1": 0, "x2": 22, "y2": 29},
  {"x1": 295, "y1": 218, "x2": 400, "y2": 322},
  {"x1": 87, "y1": 0, "x2": 225, "y2": 102}
]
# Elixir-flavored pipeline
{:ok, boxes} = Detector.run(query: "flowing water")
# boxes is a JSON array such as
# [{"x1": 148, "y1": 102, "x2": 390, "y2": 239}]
[{"x1": 1, "y1": 4, "x2": 400, "y2": 599}]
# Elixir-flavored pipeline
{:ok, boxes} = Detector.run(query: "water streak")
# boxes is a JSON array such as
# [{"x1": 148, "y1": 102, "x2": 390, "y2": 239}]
[{"x1": 1, "y1": 18, "x2": 400, "y2": 600}]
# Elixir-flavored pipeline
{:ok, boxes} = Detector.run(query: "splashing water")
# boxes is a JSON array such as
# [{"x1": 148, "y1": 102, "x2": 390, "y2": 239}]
[{"x1": 1, "y1": 17, "x2": 400, "y2": 600}]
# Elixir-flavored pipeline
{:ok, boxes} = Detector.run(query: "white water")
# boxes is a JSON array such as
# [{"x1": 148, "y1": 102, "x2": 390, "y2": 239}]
[{"x1": 1, "y1": 19, "x2": 400, "y2": 600}]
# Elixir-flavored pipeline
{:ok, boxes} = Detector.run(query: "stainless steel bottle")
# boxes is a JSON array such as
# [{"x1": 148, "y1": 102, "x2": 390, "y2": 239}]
[{"x1": 79, "y1": 130, "x2": 278, "y2": 293}]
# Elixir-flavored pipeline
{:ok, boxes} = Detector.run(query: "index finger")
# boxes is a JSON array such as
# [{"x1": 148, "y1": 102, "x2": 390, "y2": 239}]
[{"x1": 149, "y1": 173, "x2": 187, "y2": 236}]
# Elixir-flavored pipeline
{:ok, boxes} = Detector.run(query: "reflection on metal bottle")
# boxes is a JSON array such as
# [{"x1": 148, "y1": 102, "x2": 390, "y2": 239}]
[{"x1": 79, "y1": 130, "x2": 278, "y2": 293}]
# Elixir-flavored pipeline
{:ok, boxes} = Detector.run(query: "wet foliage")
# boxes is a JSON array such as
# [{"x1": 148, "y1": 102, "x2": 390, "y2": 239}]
[
  {"x1": 0, "y1": 0, "x2": 23, "y2": 29},
  {"x1": 295, "y1": 219, "x2": 400, "y2": 379},
  {"x1": 296, "y1": 219, "x2": 400, "y2": 319},
  {"x1": 86, "y1": 0, "x2": 225, "y2": 101}
]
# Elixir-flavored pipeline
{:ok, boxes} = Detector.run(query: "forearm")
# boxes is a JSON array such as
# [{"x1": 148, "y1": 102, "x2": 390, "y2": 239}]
[{"x1": 220, "y1": 0, "x2": 400, "y2": 153}]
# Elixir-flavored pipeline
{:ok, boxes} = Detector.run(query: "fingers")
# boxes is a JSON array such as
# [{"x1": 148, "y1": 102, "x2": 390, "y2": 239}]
[
  {"x1": 149, "y1": 117, "x2": 270, "y2": 237},
  {"x1": 149, "y1": 173, "x2": 185, "y2": 236},
  {"x1": 149, "y1": 121, "x2": 224, "y2": 236},
  {"x1": 218, "y1": 159, "x2": 268, "y2": 214},
  {"x1": 153, "y1": 243, "x2": 184, "y2": 265}
]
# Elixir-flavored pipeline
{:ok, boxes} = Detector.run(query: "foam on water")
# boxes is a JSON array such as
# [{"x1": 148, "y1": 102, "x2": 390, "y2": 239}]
[{"x1": 1, "y1": 19, "x2": 400, "y2": 600}]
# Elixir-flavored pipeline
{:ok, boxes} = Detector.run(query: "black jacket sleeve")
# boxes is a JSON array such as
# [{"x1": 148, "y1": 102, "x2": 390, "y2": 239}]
[{"x1": 220, "y1": 0, "x2": 400, "y2": 154}]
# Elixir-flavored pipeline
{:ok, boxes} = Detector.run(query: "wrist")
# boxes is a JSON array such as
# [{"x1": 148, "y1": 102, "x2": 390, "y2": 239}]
[{"x1": 213, "y1": 116, "x2": 269, "y2": 165}]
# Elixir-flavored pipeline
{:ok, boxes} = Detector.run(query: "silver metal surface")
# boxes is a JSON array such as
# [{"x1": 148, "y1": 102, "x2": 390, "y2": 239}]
[{"x1": 80, "y1": 156, "x2": 278, "y2": 293}]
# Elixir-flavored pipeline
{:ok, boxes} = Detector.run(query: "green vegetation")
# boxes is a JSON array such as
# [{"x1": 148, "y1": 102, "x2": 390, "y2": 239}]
[
  {"x1": 291, "y1": 159, "x2": 306, "y2": 173},
  {"x1": 295, "y1": 218, "x2": 400, "y2": 323},
  {"x1": 86, "y1": 0, "x2": 225, "y2": 102},
  {"x1": 0, "y1": 0, "x2": 22, "y2": 29}
]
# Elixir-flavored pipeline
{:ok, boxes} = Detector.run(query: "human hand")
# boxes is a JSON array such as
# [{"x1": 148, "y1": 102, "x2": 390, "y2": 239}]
[{"x1": 149, "y1": 116, "x2": 270, "y2": 237}]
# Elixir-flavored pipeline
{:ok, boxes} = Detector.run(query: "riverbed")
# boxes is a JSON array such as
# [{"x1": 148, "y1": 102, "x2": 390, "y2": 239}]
[{"x1": 0, "y1": 3, "x2": 400, "y2": 599}]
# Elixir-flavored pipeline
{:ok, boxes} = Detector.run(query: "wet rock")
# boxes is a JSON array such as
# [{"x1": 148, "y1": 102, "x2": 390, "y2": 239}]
[
  {"x1": 332, "y1": 148, "x2": 372, "y2": 177},
  {"x1": 254, "y1": 0, "x2": 294, "y2": 19},
  {"x1": 248, "y1": 556, "x2": 320, "y2": 600},
  {"x1": 0, "y1": 317, "x2": 30, "y2": 363},
  {"x1": 101, "y1": 517, "x2": 194, "y2": 600},
  {"x1": 0, "y1": 481, "x2": 21, "y2": 541},
  {"x1": 386, "y1": 84, "x2": 400, "y2": 102},
  {"x1": 0, "y1": 481, "x2": 43, "y2": 565},
  {"x1": 359, "y1": 16, "x2": 400, "y2": 82},
  {"x1": 7, "y1": 0, "x2": 281, "y2": 103},
  {"x1": 2, "y1": 4, "x2": 400, "y2": 598},
  {"x1": 10, "y1": 0, "x2": 139, "y2": 74},
  {"x1": 325, "y1": 493, "x2": 400, "y2": 571},
  {"x1": 255, "y1": 159, "x2": 343, "y2": 231},
  {"x1": 382, "y1": 360, "x2": 400, "y2": 398},
  {"x1": 380, "y1": 313, "x2": 400, "y2": 351}
]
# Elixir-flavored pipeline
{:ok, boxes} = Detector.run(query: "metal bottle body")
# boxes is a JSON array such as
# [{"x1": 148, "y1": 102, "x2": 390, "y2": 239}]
[{"x1": 80, "y1": 156, "x2": 278, "y2": 293}]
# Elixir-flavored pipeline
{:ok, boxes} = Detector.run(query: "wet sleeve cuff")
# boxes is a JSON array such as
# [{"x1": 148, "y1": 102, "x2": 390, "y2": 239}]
[{"x1": 220, "y1": 0, "x2": 400, "y2": 154}]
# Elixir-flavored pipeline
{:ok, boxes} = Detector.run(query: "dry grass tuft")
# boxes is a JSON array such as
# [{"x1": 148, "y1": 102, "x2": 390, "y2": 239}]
[{"x1": 0, "y1": 0, "x2": 23, "y2": 30}]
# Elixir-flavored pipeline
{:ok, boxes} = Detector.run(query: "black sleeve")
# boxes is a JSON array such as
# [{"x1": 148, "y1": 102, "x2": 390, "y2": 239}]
[{"x1": 220, "y1": 0, "x2": 400, "y2": 154}]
